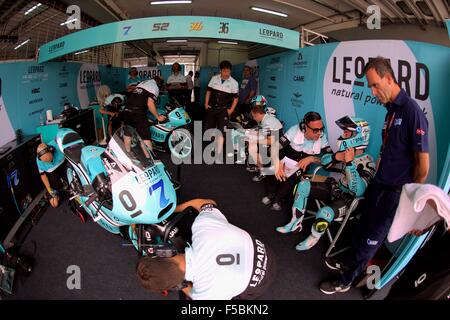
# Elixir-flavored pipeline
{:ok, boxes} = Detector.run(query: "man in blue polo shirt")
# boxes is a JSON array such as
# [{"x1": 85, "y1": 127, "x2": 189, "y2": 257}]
[
  {"x1": 36, "y1": 140, "x2": 67, "y2": 208},
  {"x1": 320, "y1": 56, "x2": 430, "y2": 294}
]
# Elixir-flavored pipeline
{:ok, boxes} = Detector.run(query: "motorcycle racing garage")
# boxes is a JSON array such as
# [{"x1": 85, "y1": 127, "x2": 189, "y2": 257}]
[{"x1": 0, "y1": 0, "x2": 449, "y2": 306}]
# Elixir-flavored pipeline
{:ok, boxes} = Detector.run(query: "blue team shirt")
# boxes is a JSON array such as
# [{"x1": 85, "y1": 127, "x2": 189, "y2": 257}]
[
  {"x1": 238, "y1": 76, "x2": 257, "y2": 104},
  {"x1": 375, "y1": 89, "x2": 429, "y2": 187},
  {"x1": 36, "y1": 140, "x2": 65, "y2": 174}
]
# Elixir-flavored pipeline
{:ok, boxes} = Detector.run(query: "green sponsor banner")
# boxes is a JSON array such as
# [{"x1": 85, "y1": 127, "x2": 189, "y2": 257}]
[{"x1": 38, "y1": 16, "x2": 299, "y2": 63}]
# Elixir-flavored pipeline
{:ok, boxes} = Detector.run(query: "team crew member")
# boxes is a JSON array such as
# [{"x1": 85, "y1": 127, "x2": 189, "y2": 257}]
[
  {"x1": 238, "y1": 65, "x2": 257, "y2": 115},
  {"x1": 320, "y1": 57, "x2": 430, "y2": 294},
  {"x1": 122, "y1": 79, "x2": 166, "y2": 149},
  {"x1": 36, "y1": 141, "x2": 67, "y2": 208},
  {"x1": 137, "y1": 199, "x2": 276, "y2": 300},
  {"x1": 246, "y1": 95, "x2": 283, "y2": 182},
  {"x1": 101, "y1": 94, "x2": 125, "y2": 139},
  {"x1": 126, "y1": 67, "x2": 142, "y2": 93},
  {"x1": 277, "y1": 116, "x2": 376, "y2": 251},
  {"x1": 166, "y1": 62, "x2": 187, "y2": 105},
  {"x1": 262, "y1": 112, "x2": 331, "y2": 211},
  {"x1": 204, "y1": 60, "x2": 239, "y2": 157}
]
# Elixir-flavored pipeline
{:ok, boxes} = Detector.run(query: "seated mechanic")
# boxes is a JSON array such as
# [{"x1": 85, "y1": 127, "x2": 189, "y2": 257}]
[
  {"x1": 262, "y1": 112, "x2": 331, "y2": 211},
  {"x1": 101, "y1": 94, "x2": 125, "y2": 139},
  {"x1": 245, "y1": 95, "x2": 283, "y2": 182},
  {"x1": 36, "y1": 141, "x2": 67, "y2": 208},
  {"x1": 137, "y1": 199, "x2": 276, "y2": 300},
  {"x1": 276, "y1": 116, "x2": 376, "y2": 251}
]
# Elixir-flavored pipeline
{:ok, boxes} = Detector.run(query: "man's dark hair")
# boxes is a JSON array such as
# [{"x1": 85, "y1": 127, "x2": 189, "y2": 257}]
[
  {"x1": 364, "y1": 56, "x2": 397, "y2": 83},
  {"x1": 172, "y1": 62, "x2": 181, "y2": 72},
  {"x1": 251, "y1": 105, "x2": 265, "y2": 114},
  {"x1": 219, "y1": 60, "x2": 232, "y2": 70},
  {"x1": 137, "y1": 256, "x2": 185, "y2": 292},
  {"x1": 304, "y1": 111, "x2": 322, "y2": 124}
]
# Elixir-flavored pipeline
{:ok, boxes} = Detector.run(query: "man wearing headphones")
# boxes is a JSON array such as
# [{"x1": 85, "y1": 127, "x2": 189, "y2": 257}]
[
  {"x1": 262, "y1": 112, "x2": 332, "y2": 211},
  {"x1": 136, "y1": 198, "x2": 276, "y2": 300},
  {"x1": 276, "y1": 116, "x2": 376, "y2": 252},
  {"x1": 36, "y1": 140, "x2": 66, "y2": 208}
]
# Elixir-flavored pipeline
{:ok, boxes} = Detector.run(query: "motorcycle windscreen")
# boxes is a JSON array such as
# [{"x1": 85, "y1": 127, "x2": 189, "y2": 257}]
[
  {"x1": 107, "y1": 125, "x2": 155, "y2": 173},
  {"x1": 105, "y1": 125, "x2": 176, "y2": 225}
]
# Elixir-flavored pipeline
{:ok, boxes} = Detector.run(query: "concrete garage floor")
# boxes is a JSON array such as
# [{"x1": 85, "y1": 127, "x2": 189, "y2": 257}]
[{"x1": 6, "y1": 151, "x2": 391, "y2": 300}]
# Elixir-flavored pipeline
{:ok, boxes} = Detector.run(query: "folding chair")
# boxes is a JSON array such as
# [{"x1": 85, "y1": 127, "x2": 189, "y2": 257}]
[{"x1": 304, "y1": 166, "x2": 363, "y2": 257}]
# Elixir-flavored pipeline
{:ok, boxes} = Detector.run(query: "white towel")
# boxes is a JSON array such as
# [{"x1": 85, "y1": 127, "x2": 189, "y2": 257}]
[{"x1": 387, "y1": 183, "x2": 450, "y2": 242}]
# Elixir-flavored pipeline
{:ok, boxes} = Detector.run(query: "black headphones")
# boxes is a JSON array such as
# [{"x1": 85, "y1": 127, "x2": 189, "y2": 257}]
[{"x1": 37, "y1": 145, "x2": 55, "y2": 160}]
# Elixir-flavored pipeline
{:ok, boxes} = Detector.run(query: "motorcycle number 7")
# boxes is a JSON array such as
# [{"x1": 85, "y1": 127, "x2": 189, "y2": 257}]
[{"x1": 149, "y1": 179, "x2": 170, "y2": 208}]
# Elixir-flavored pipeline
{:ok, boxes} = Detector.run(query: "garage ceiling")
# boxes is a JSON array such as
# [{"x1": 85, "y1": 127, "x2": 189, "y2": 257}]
[{"x1": 0, "y1": 0, "x2": 449, "y2": 61}]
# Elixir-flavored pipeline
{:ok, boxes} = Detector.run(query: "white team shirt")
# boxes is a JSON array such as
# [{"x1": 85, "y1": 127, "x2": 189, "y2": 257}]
[
  {"x1": 260, "y1": 114, "x2": 283, "y2": 133},
  {"x1": 167, "y1": 73, "x2": 187, "y2": 85},
  {"x1": 184, "y1": 206, "x2": 255, "y2": 300},
  {"x1": 186, "y1": 75, "x2": 194, "y2": 90},
  {"x1": 283, "y1": 125, "x2": 329, "y2": 154},
  {"x1": 207, "y1": 74, "x2": 239, "y2": 94}
]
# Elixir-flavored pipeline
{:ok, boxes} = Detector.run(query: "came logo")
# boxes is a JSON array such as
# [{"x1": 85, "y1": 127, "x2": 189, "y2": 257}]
[
  {"x1": 293, "y1": 75, "x2": 305, "y2": 82},
  {"x1": 190, "y1": 22, "x2": 204, "y2": 31},
  {"x1": 32, "y1": 88, "x2": 41, "y2": 94}
]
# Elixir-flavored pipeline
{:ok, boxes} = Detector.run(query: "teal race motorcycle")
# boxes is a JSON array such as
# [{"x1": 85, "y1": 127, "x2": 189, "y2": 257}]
[
  {"x1": 149, "y1": 99, "x2": 192, "y2": 158},
  {"x1": 56, "y1": 125, "x2": 196, "y2": 257}
]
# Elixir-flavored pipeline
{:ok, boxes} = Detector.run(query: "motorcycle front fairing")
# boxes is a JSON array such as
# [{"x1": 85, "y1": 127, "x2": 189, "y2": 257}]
[{"x1": 105, "y1": 127, "x2": 177, "y2": 225}]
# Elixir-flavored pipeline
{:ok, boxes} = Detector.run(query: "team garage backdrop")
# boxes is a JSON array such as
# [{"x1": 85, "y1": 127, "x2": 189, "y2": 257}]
[
  {"x1": 0, "y1": 40, "x2": 449, "y2": 184},
  {"x1": 255, "y1": 40, "x2": 450, "y2": 185}
]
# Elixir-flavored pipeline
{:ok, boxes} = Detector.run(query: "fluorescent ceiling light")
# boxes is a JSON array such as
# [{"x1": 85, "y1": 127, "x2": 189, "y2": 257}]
[
  {"x1": 74, "y1": 50, "x2": 89, "y2": 55},
  {"x1": 167, "y1": 39, "x2": 188, "y2": 43},
  {"x1": 218, "y1": 41, "x2": 238, "y2": 45},
  {"x1": 25, "y1": 3, "x2": 41, "y2": 15},
  {"x1": 150, "y1": 1, "x2": 192, "y2": 5},
  {"x1": 251, "y1": 6, "x2": 288, "y2": 17},
  {"x1": 60, "y1": 18, "x2": 78, "y2": 26},
  {"x1": 14, "y1": 39, "x2": 30, "y2": 50}
]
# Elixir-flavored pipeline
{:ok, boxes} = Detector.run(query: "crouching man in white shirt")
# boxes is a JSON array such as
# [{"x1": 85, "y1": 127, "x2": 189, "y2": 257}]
[{"x1": 136, "y1": 199, "x2": 276, "y2": 300}]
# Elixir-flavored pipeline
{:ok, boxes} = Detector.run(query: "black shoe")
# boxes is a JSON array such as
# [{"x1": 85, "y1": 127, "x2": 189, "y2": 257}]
[
  {"x1": 325, "y1": 257, "x2": 349, "y2": 273},
  {"x1": 319, "y1": 280, "x2": 351, "y2": 295}
]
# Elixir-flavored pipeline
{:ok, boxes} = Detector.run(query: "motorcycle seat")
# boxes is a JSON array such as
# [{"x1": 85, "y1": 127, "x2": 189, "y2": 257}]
[{"x1": 62, "y1": 132, "x2": 85, "y2": 165}]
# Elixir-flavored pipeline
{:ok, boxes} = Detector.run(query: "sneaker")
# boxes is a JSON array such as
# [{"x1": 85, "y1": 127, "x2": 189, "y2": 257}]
[
  {"x1": 325, "y1": 257, "x2": 349, "y2": 273},
  {"x1": 261, "y1": 196, "x2": 272, "y2": 206},
  {"x1": 252, "y1": 173, "x2": 266, "y2": 182},
  {"x1": 271, "y1": 202, "x2": 282, "y2": 211},
  {"x1": 319, "y1": 280, "x2": 351, "y2": 295},
  {"x1": 246, "y1": 165, "x2": 258, "y2": 173}
]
